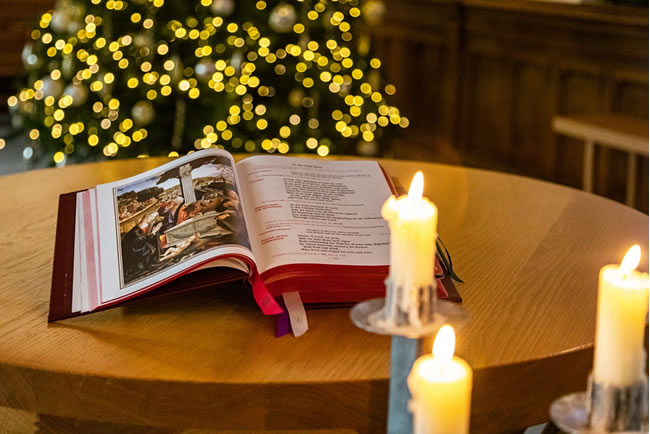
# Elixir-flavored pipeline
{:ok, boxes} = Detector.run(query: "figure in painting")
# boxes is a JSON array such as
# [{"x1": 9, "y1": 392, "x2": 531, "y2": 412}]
[
  {"x1": 121, "y1": 211, "x2": 162, "y2": 282},
  {"x1": 159, "y1": 232, "x2": 200, "y2": 261},
  {"x1": 157, "y1": 197, "x2": 184, "y2": 233},
  {"x1": 176, "y1": 201, "x2": 202, "y2": 225},
  {"x1": 215, "y1": 187, "x2": 246, "y2": 243}
]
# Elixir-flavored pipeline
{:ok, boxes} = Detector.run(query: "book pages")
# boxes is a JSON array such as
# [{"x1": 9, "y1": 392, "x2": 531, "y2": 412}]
[
  {"x1": 237, "y1": 156, "x2": 392, "y2": 273},
  {"x1": 77, "y1": 149, "x2": 255, "y2": 309}
]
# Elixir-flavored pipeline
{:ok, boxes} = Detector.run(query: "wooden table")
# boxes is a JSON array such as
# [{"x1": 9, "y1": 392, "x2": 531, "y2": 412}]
[{"x1": 0, "y1": 156, "x2": 647, "y2": 433}]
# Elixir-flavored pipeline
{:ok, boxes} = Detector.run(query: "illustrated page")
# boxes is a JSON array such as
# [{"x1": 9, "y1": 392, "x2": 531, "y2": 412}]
[
  {"x1": 93, "y1": 149, "x2": 254, "y2": 306},
  {"x1": 237, "y1": 155, "x2": 392, "y2": 273}
]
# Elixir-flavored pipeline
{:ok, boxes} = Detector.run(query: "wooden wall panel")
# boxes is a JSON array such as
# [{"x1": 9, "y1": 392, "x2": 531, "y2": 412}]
[
  {"x1": 451, "y1": 1, "x2": 648, "y2": 212},
  {"x1": 372, "y1": 0, "x2": 461, "y2": 162},
  {"x1": 465, "y1": 53, "x2": 512, "y2": 163},
  {"x1": 555, "y1": 70, "x2": 602, "y2": 189},
  {"x1": 613, "y1": 80, "x2": 649, "y2": 118},
  {"x1": 636, "y1": 158, "x2": 649, "y2": 211},
  {"x1": 415, "y1": 43, "x2": 444, "y2": 132},
  {"x1": 511, "y1": 62, "x2": 553, "y2": 178}
]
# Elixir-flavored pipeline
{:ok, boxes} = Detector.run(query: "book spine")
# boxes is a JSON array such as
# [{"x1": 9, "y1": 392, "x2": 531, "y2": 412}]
[{"x1": 48, "y1": 192, "x2": 79, "y2": 322}]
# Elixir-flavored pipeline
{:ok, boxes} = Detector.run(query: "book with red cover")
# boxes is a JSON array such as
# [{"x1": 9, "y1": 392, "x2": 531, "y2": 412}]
[{"x1": 49, "y1": 150, "x2": 461, "y2": 322}]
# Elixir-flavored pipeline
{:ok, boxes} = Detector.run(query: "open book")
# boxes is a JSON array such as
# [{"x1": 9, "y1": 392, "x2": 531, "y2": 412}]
[{"x1": 49, "y1": 149, "x2": 460, "y2": 321}]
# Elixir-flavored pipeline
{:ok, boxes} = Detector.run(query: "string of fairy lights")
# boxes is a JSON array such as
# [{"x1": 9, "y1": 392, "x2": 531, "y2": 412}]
[{"x1": 6, "y1": 0, "x2": 407, "y2": 164}]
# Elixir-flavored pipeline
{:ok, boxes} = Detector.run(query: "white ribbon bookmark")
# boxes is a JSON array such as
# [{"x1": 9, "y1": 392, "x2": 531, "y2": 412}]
[{"x1": 282, "y1": 291, "x2": 309, "y2": 337}]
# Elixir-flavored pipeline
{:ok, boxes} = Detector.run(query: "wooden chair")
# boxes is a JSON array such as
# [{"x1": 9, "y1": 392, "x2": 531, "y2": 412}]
[{"x1": 552, "y1": 114, "x2": 649, "y2": 207}]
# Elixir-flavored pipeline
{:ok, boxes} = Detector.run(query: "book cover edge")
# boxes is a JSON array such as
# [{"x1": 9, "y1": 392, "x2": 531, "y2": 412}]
[{"x1": 48, "y1": 191, "x2": 81, "y2": 322}]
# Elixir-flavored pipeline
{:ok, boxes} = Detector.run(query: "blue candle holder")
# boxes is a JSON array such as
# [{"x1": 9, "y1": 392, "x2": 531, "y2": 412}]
[{"x1": 350, "y1": 278, "x2": 468, "y2": 434}]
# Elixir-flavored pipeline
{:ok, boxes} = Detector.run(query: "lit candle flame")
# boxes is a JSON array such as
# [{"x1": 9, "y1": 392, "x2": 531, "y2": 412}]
[
  {"x1": 432, "y1": 325, "x2": 455, "y2": 362},
  {"x1": 620, "y1": 245, "x2": 641, "y2": 276},
  {"x1": 408, "y1": 171, "x2": 424, "y2": 201}
]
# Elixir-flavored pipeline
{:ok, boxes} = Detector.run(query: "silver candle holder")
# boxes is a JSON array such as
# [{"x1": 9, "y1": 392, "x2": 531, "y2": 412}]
[
  {"x1": 350, "y1": 277, "x2": 467, "y2": 434},
  {"x1": 550, "y1": 373, "x2": 649, "y2": 433}
]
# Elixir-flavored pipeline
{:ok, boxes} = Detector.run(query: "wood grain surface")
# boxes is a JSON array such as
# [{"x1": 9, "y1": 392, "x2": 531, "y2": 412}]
[{"x1": 0, "y1": 156, "x2": 647, "y2": 433}]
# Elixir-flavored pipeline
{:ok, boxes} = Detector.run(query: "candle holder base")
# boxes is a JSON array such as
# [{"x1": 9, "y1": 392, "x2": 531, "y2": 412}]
[
  {"x1": 550, "y1": 375, "x2": 649, "y2": 433},
  {"x1": 550, "y1": 392, "x2": 594, "y2": 434},
  {"x1": 350, "y1": 297, "x2": 468, "y2": 338}
]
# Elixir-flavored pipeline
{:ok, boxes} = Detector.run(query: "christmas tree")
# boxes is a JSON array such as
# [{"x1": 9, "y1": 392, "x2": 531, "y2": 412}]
[{"x1": 7, "y1": 0, "x2": 407, "y2": 165}]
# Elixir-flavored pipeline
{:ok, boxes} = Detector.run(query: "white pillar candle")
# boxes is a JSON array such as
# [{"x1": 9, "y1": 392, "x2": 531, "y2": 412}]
[
  {"x1": 408, "y1": 325, "x2": 473, "y2": 434},
  {"x1": 381, "y1": 171, "x2": 438, "y2": 292},
  {"x1": 593, "y1": 245, "x2": 649, "y2": 385}
]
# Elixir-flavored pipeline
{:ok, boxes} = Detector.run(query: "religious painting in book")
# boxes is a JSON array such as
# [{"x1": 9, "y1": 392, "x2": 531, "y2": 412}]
[{"x1": 114, "y1": 155, "x2": 250, "y2": 286}]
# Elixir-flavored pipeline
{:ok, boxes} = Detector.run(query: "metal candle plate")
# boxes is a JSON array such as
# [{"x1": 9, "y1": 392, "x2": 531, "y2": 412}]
[
  {"x1": 550, "y1": 391, "x2": 649, "y2": 434},
  {"x1": 350, "y1": 297, "x2": 468, "y2": 338},
  {"x1": 550, "y1": 392, "x2": 592, "y2": 434}
]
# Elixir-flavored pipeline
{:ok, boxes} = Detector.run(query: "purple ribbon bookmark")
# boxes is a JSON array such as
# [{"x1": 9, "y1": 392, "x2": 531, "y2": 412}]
[{"x1": 275, "y1": 296, "x2": 291, "y2": 338}]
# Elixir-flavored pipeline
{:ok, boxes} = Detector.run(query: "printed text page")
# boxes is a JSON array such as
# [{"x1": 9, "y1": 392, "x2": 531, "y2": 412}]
[{"x1": 237, "y1": 156, "x2": 392, "y2": 273}]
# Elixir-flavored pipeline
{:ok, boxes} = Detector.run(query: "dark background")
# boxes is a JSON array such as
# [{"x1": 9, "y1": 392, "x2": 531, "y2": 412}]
[{"x1": 0, "y1": 0, "x2": 647, "y2": 212}]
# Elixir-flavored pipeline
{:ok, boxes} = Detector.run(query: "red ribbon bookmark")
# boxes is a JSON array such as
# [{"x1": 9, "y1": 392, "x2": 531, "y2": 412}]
[{"x1": 251, "y1": 272, "x2": 283, "y2": 315}]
